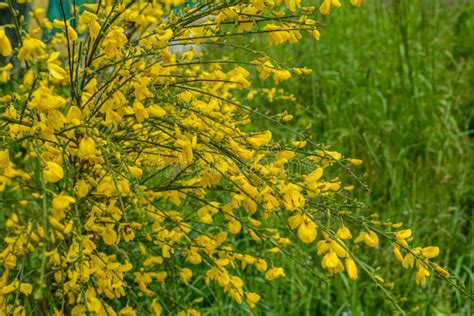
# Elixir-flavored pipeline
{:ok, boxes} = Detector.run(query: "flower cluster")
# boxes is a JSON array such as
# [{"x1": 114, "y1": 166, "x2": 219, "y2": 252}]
[{"x1": 0, "y1": 0, "x2": 450, "y2": 314}]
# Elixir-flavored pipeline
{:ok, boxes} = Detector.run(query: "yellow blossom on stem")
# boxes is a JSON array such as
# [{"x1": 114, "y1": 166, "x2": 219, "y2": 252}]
[
  {"x1": 354, "y1": 230, "x2": 379, "y2": 247},
  {"x1": 43, "y1": 162, "x2": 64, "y2": 183},
  {"x1": 265, "y1": 267, "x2": 286, "y2": 281},
  {"x1": 0, "y1": 27, "x2": 12, "y2": 56},
  {"x1": 18, "y1": 37, "x2": 46, "y2": 61}
]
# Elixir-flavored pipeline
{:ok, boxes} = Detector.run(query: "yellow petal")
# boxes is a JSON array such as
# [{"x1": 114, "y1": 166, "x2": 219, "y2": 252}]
[
  {"x1": 246, "y1": 292, "x2": 261, "y2": 309},
  {"x1": 319, "y1": 0, "x2": 331, "y2": 15},
  {"x1": 364, "y1": 230, "x2": 379, "y2": 247},
  {"x1": 345, "y1": 257, "x2": 358, "y2": 280},
  {"x1": 350, "y1": 0, "x2": 363, "y2": 7},
  {"x1": 322, "y1": 251, "x2": 342, "y2": 269},
  {"x1": 316, "y1": 240, "x2": 331, "y2": 255},
  {"x1": 48, "y1": 63, "x2": 67, "y2": 80},
  {"x1": 101, "y1": 226, "x2": 117, "y2": 245},
  {"x1": 148, "y1": 105, "x2": 167, "y2": 117},
  {"x1": 0, "y1": 149, "x2": 11, "y2": 170},
  {"x1": 151, "y1": 299, "x2": 162, "y2": 316},
  {"x1": 336, "y1": 226, "x2": 352, "y2": 240},
  {"x1": 415, "y1": 267, "x2": 430, "y2": 285},
  {"x1": 394, "y1": 229, "x2": 412, "y2": 239},
  {"x1": 0, "y1": 28, "x2": 13, "y2": 57},
  {"x1": 78, "y1": 137, "x2": 97, "y2": 160},
  {"x1": 128, "y1": 166, "x2": 143, "y2": 178},
  {"x1": 228, "y1": 220, "x2": 241, "y2": 234},
  {"x1": 255, "y1": 259, "x2": 268, "y2": 272},
  {"x1": 44, "y1": 162, "x2": 64, "y2": 183},
  {"x1": 330, "y1": 239, "x2": 347, "y2": 257},
  {"x1": 287, "y1": 214, "x2": 303, "y2": 230},
  {"x1": 248, "y1": 131, "x2": 272, "y2": 147},
  {"x1": 297, "y1": 221, "x2": 317, "y2": 243},
  {"x1": 20, "y1": 283, "x2": 33, "y2": 295},
  {"x1": 421, "y1": 246, "x2": 439, "y2": 259},
  {"x1": 392, "y1": 244, "x2": 403, "y2": 262},
  {"x1": 349, "y1": 158, "x2": 363, "y2": 166},
  {"x1": 402, "y1": 253, "x2": 414, "y2": 269}
]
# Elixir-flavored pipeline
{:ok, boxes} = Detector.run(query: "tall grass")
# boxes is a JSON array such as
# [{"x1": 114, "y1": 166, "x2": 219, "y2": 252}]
[{"x1": 214, "y1": 0, "x2": 473, "y2": 313}]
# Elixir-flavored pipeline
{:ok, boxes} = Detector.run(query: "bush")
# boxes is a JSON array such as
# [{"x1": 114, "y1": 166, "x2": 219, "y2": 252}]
[{"x1": 0, "y1": 0, "x2": 463, "y2": 314}]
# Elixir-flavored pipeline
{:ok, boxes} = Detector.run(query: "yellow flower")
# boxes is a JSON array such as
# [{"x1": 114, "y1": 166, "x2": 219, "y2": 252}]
[
  {"x1": 179, "y1": 268, "x2": 193, "y2": 283},
  {"x1": 255, "y1": 259, "x2": 268, "y2": 272},
  {"x1": 320, "y1": 0, "x2": 342, "y2": 15},
  {"x1": 350, "y1": 0, "x2": 363, "y2": 7},
  {"x1": 86, "y1": 297, "x2": 102, "y2": 313},
  {"x1": 297, "y1": 219, "x2": 317, "y2": 244},
  {"x1": 282, "y1": 183, "x2": 305, "y2": 211},
  {"x1": 48, "y1": 216, "x2": 65, "y2": 231},
  {"x1": 0, "y1": 149, "x2": 11, "y2": 170},
  {"x1": 228, "y1": 220, "x2": 242, "y2": 234},
  {"x1": 0, "y1": 27, "x2": 12, "y2": 57},
  {"x1": 78, "y1": 137, "x2": 97, "y2": 160},
  {"x1": 186, "y1": 250, "x2": 202, "y2": 265},
  {"x1": 394, "y1": 229, "x2": 412, "y2": 239},
  {"x1": 75, "y1": 179, "x2": 90, "y2": 197},
  {"x1": 177, "y1": 309, "x2": 200, "y2": 316},
  {"x1": 304, "y1": 167, "x2": 324, "y2": 192},
  {"x1": 288, "y1": 214, "x2": 304, "y2": 230},
  {"x1": 148, "y1": 104, "x2": 167, "y2": 118},
  {"x1": 102, "y1": 26, "x2": 128, "y2": 59},
  {"x1": 292, "y1": 140, "x2": 307, "y2": 148},
  {"x1": 44, "y1": 162, "x2": 64, "y2": 183},
  {"x1": 52, "y1": 194, "x2": 76, "y2": 219},
  {"x1": 79, "y1": 11, "x2": 101, "y2": 38},
  {"x1": 263, "y1": 24, "x2": 290, "y2": 46},
  {"x1": 317, "y1": 239, "x2": 331, "y2": 255},
  {"x1": 47, "y1": 52, "x2": 67, "y2": 80},
  {"x1": 336, "y1": 226, "x2": 352, "y2": 240},
  {"x1": 322, "y1": 251, "x2": 344, "y2": 272},
  {"x1": 246, "y1": 292, "x2": 261, "y2": 309},
  {"x1": 101, "y1": 225, "x2": 118, "y2": 245},
  {"x1": 18, "y1": 37, "x2": 46, "y2": 61},
  {"x1": 349, "y1": 158, "x2": 363, "y2": 166},
  {"x1": 133, "y1": 101, "x2": 149, "y2": 122},
  {"x1": 402, "y1": 253, "x2": 415, "y2": 269},
  {"x1": 0, "y1": 63, "x2": 13, "y2": 82},
  {"x1": 433, "y1": 263, "x2": 449, "y2": 278},
  {"x1": 1, "y1": 281, "x2": 17, "y2": 294},
  {"x1": 345, "y1": 257, "x2": 358, "y2": 280},
  {"x1": 354, "y1": 230, "x2": 379, "y2": 247},
  {"x1": 330, "y1": 239, "x2": 347, "y2": 257},
  {"x1": 392, "y1": 244, "x2": 404, "y2": 262},
  {"x1": 248, "y1": 131, "x2": 272, "y2": 147},
  {"x1": 53, "y1": 19, "x2": 78, "y2": 42},
  {"x1": 415, "y1": 266, "x2": 430, "y2": 285},
  {"x1": 1, "y1": 281, "x2": 32, "y2": 295},
  {"x1": 273, "y1": 69, "x2": 292, "y2": 83},
  {"x1": 19, "y1": 283, "x2": 32, "y2": 295},
  {"x1": 265, "y1": 267, "x2": 286, "y2": 281},
  {"x1": 128, "y1": 166, "x2": 143, "y2": 178},
  {"x1": 151, "y1": 299, "x2": 162, "y2": 316},
  {"x1": 52, "y1": 194, "x2": 76, "y2": 210},
  {"x1": 421, "y1": 246, "x2": 439, "y2": 259},
  {"x1": 119, "y1": 306, "x2": 136, "y2": 316}
]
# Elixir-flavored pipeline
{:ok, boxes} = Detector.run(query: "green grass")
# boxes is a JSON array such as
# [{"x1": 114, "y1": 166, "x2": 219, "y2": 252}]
[{"x1": 210, "y1": 0, "x2": 473, "y2": 314}]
